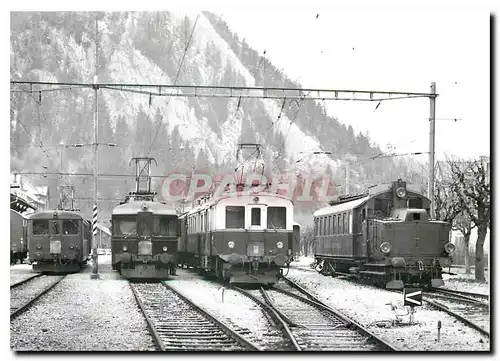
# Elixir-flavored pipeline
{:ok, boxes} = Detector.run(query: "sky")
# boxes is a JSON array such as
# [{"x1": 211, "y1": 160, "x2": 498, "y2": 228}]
[{"x1": 211, "y1": 4, "x2": 492, "y2": 161}]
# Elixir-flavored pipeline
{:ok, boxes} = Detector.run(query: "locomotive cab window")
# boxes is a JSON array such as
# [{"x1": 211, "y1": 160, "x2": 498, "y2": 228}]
[
  {"x1": 226, "y1": 206, "x2": 245, "y2": 229},
  {"x1": 115, "y1": 218, "x2": 137, "y2": 236},
  {"x1": 32, "y1": 220, "x2": 49, "y2": 235},
  {"x1": 408, "y1": 198, "x2": 423, "y2": 209},
  {"x1": 267, "y1": 207, "x2": 286, "y2": 229},
  {"x1": 63, "y1": 220, "x2": 80, "y2": 235},
  {"x1": 251, "y1": 208, "x2": 261, "y2": 226},
  {"x1": 154, "y1": 216, "x2": 177, "y2": 236}
]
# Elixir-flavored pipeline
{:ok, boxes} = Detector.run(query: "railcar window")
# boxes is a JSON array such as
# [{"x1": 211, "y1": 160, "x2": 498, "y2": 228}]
[
  {"x1": 337, "y1": 215, "x2": 341, "y2": 234},
  {"x1": 251, "y1": 208, "x2": 261, "y2": 226},
  {"x1": 314, "y1": 219, "x2": 318, "y2": 236},
  {"x1": 154, "y1": 216, "x2": 177, "y2": 236},
  {"x1": 267, "y1": 207, "x2": 286, "y2": 229},
  {"x1": 319, "y1": 218, "x2": 323, "y2": 235},
  {"x1": 63, "y1": 220, "x2": 80, "y2": 235},
  {"x1": 115, "y1": 219, "x2": 137, "y2": 236},
  {"x1": 32, "y1": 220, "x2": 49, "y2": 235},
  {"x1": 226, "y1": 206, "x2": 245, "y2": 228},
  {"x1": 344, "y1": 213, "x2": 348, "y2": 234},
  {"x1": 408, "y1": 198, "x2": 423, "y2": 209},
  {"x1": 333, "y1": 215, "x2": 336, "y2": 234},
  {"x1": 323, "y1": 217, "x2": 327, "y2": 235},
  {"x1": 51, "y1": 221, "x2": 61, "y2": 235}
]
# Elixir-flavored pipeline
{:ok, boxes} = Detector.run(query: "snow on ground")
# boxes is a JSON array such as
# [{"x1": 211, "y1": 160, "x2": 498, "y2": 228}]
[
  {"x1": 285, "y1": 268, "x2": 490, "y2": 351},
  {"x1": 166, "y1": 277, "x2": 282, "y2": 350},
  {"x1": 10, "y1": 261, "x2": 155, "y2": 351},
  {"x1": 10, "y1": 264, "x2": 39, "y2": 286}
]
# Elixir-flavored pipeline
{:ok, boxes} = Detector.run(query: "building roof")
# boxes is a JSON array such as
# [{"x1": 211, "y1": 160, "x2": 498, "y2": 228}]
[{"x1": 96, "y1": 223, "x2": 111, "y2": 236}]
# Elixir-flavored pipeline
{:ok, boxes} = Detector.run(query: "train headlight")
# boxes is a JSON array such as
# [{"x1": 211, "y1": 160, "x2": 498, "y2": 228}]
[
  {"x1": 228, "y1": 241, "x2": 235, "y2": 249},
  {"x1": 277, "y1": 241, "x2": 283, "y2": 249},
  {"x1": 444, "y1": 243, "x2": 456, "y2": 254},
  {"x1": 69, "y1": 244, "x2": 75, "y2": 249},
  {"x1": 36, "y1": 244, "x2": 42, "y2": 250},
  {"x1": 162, "y1": 246, "x2": 168, "y2": 252},
  {"x1": 122, "y1": 245, "x2": 128, "y2": 252},
  {"x1": 380, "y1": 242, "x2": 392, "y2": 254},
  {"x1": 396, "y1": 187, "x2": 406, "y2": 198}
]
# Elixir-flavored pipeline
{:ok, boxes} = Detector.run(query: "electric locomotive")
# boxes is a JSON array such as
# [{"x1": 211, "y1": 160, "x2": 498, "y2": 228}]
[
  {"x1": 312, "y1": 179, "x2": 453, "y2": 289},
  {"x1": 27, "y1": 210, "x2": 91, "y2": 273},
  {"x1": 11, "y1": 210, "x2": 28, "y2": 265},
  {"x1": 178, "y1": 187, "x2": 296, "y2": 285},
  {"x1": 111, "y1": 157, "x2": 179, "y2": 279},
  {"x1": 111, "y1": 195, "x2": 179, "y2": 278}
]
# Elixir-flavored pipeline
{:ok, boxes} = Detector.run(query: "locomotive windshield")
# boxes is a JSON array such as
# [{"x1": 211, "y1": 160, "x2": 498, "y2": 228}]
[
  {"x1": 32, "y1": 220, "x2": 49, "y2": 235},
  {"x1": 226, "y1": 206, "x2": 245, "y2": 228},
  {"x1": 154, "y1": 216, "x2": 177, "y2": 236},
  {"x1": 63, "y1": 219, "x2": 80, "y2": 235},
  {"x1": 115, "y1": 218, "x2": 137, "y2": 236},
  {"x1": 267, "y1": 207, "x2": 286, "y2": 229},
  {"x1": 51, "y1": 221, "x2": 61, "y2": 235}
]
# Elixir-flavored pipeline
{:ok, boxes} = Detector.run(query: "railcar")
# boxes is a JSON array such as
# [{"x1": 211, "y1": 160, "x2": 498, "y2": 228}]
[
  {"x1": 178, "y1": 191, "x2": 296, "y2": 285},
  {"x1": 312, "y1": 179, "x2": 453, "y2": 289},
  {"x1": 111, "y1": 200, "x2": 179, "y2": 279},
  {"x1": 11, "y1": 210, "x2": 28, "y2": 265},
  {"x1": 27, "y1": 210, "x2": 91, "y2": 273}
]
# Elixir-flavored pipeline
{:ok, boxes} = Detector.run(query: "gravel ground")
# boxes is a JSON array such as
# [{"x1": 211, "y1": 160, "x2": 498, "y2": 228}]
[
  {"x1": 11, "y1": 258, "x2": 156, "y2": 351},
  {"x1": 167, "y1": 276, "x2": 284, "y2": 350},
  {"x1": 11, "y1": 275, "x2": 63, "y2": 312},
  {"x1": 285, "y1": 268, "x2": 490, "y2": 351}
]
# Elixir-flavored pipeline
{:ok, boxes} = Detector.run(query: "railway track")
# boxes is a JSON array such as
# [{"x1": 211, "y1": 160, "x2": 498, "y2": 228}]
[
  {"x1": 234, "y1": 280, "x2": 398, "y2": 351},
  {"x1": 423, "y1": 291, "x2": 490, "y2": 337},
  {"x1": 130, "y1": 282, "x2": 261, "y2": 351},
  {"x1": 10, "y1": 275, "x2": 66, "y2": 320},
  {"x1": 10, "y1": 273, "x2": 42, "y2": 289},
  {"x1": 429, "y1": 287, "x2": 489, "y2": 302}
]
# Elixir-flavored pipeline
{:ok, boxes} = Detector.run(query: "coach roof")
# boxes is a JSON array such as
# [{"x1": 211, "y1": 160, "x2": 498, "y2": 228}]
[{"x1": 112, "y1": 201, "x2": 177, "y2": 216}]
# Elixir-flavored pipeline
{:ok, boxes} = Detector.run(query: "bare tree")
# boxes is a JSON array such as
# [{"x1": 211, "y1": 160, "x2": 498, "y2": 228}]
[
  {"x1": 300, "y1": 225, "x2": 316, "y2": 257},
  {"x1": 434, "y1": 177, "x2": 474, "y2": 272},
  {"x1": 449, "y1": 157, "x2": 490, "y2": 282}
]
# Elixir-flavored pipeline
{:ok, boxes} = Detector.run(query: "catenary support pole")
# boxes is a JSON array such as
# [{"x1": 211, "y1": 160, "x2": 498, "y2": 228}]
[
  {"x1": 91, "y1": 16, "x2": 100, "y2": 279},
  {"x1": 428, "y1": 82, "x2": 436, "y2": 218}
]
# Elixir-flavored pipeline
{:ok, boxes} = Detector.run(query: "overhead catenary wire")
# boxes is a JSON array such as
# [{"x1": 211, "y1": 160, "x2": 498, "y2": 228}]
[{"x1": 146, "y1": 13, "x2": 200, "y2": 158}]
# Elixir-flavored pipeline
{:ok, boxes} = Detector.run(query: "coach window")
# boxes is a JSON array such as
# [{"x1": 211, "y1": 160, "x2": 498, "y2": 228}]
[
  {"x1": 251, "y1": 208, "x2": 261, "y2": 226},
  {"x1": 226, "y1": 206, "x2": 245, "y2": 228},
  {"x1": 336, "y1": 215, "x2": 341, "y2": 234},
  {"x1": 63, "y1": 219, "x2": 80, "y2": 235},
  {"x1": 32, "y1": 220, "x2": 49, "y2": 235},
  {"x1": 267, "y1": 207, "x2": 286, "y2": 229},
  {"x1": 319, "y1": 218, "x2": 323, "y2": 235},
  {"x1": 323, "y1": 216, "x2": 327, "y2": 235},
  {"x1": 332, "y1": 215, "x2": 336, "y2": 234}
]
